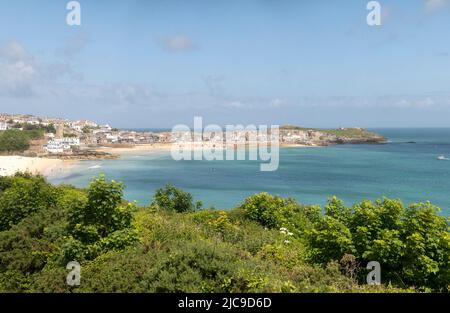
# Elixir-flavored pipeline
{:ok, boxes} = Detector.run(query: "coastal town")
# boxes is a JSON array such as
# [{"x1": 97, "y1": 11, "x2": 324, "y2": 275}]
[
  {"x1": 0, "y1": 113, "x2": 385, "y2": 158},
  {"x1": 0, "y1": 113, "x2": 172, "y2": 158}
]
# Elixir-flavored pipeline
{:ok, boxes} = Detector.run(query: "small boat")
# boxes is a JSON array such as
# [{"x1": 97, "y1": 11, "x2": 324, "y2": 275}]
[{"x1": 437, "y1": 155, "x2": 449, "y2": 161}]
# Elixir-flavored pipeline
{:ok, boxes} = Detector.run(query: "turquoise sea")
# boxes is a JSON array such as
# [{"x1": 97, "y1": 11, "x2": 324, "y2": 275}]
[{"x1": 49, "y1": 128, "x2": 450, "y2": 215}]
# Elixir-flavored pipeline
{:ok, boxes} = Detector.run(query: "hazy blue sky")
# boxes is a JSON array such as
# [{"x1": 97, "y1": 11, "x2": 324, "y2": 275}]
[{"x1": 1, "y1": 0, "x2": 450, "y2": 127}]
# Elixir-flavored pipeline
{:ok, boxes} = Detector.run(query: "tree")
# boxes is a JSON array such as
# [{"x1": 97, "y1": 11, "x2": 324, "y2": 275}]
[
  {"x1": 239, "y1": 193, "x2": 304, "y2": 229},
  {"x1": 0, "y1": 130, "x2": 30, "y2": 153},
  {"x1": 152, "y1": 184, "x2": 202, "y2": 213},
  {"x1": 306, "y1": 197, "x2": 450, "y2": 290},
  {"x1": 0, "y1": 175, "x2": 58, "y2": 231},
  {"x1": 45, "y1": 124, "x2": 56, "y2": 134},
  {"x1": 400, "y1": 202, "x2": 449, "y2": 290},
  {"x1": 307, "y1": 216, "x2": 354, "y2": 265},
  {"x1": 65, "y1": 175, "x2": 137, "y2": 261},
  {"x1": 82, "y1": 126, "x2": 92, "y2": 134}
]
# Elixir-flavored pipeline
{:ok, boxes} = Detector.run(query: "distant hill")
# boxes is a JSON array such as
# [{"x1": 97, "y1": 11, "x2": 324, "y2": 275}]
[{"x1": 279, "y1": 125, "x2": 386, "y2": 145}]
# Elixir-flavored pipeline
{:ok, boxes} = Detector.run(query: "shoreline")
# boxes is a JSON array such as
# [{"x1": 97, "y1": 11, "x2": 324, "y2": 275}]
[
  {"x1": 94, "y1": 143, "x2": 173, "y2": 155},
  {"x1": 94, "y1": 142, "x2": 317, "y2": 156},
  {"x1": 0, "y1": 144, "x2": 319, "y2": 178},
  {"x1": 0, "y1": 156, "x2": 78, "y2": 177}
]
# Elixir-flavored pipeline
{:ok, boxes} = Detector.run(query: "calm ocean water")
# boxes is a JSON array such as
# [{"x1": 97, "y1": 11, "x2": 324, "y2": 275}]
[{"x1": 49, "y1": 128, "x2": 450, "y2": 215}]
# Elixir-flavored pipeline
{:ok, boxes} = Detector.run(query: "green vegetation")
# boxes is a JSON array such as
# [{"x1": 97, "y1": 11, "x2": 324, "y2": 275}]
[
  {"x1": 0, "y1": 174, "x2": 58, "y2": 231},
  {"x1": 10, "y1": 123, "x2": 56, "y2": 135},
  {"x1": 0, "y1": 130, "x2": 31, "y2": 153},
  {"x1": 82, "y1": 125, "x2": 100, "y2": 134},
  {"x1": 306, "y1": 197, "x2": 449, "y2": 290},
  {"x1": 63, "y1": 175, "x2": 138, "y2": 262},
  {"x1": 280, "y1": 125, "x2": 383, "y2": 140},
  {"x1": 0, "y1": 174, "x2": 448, "y2": 293},
  {"x1": 0, "y1": 123, "x2": 56, "y2": 154},
  {"x1": 152, "y1": 183, "x2": 203, "y2": 213},
  {"x1": 321, "y1": 128, "x2": 382, "y2": 139}
]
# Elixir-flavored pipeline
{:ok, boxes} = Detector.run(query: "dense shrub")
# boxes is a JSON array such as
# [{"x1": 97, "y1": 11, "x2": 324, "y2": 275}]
[
  {"x1": 152, "y1": 184, "x2": 202, "y2": 213},
  {"x1": 64, "y1": 175, "x2": 138, "y2": 261},
  {"x1": 0, "y1": 175, "x2": 59, "y2": 231},
  {"x1": 239, "y1": 193, "x2": 297, "y2": 228},
  {"x1": 0, "y1": 129, "x2": 30, "y2": 153},
  {"x1": 0, "y1": 184, "x2": 79, "y2": 293},
  {"x1": 306, "y1": 197, "x2": 450, "y2": 291},
  {"x1": 238, "y1": 193, "x2": 318, "y2": 236}
]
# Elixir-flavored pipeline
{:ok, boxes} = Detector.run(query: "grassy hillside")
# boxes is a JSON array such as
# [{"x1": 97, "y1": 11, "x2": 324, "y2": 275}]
[
  {"x1": 280, "y1": 125, "x2": 384, "y2": 140},
  {"x1": 0, "y1": 174, "x2": 448, "y2": 293}
]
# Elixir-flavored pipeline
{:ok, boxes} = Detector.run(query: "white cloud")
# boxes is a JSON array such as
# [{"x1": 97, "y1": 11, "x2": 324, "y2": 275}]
[
  {"x1": 155, "y1": 35, "x2": 196, "y2": 52},
  {"x1": 0, "y1": 41, "x2": 28, "y2": 61},
  {"x1": 270, "y1": 98, "x2": 285, "y2": 108},
  {"x1": 98, "y1": 83, "x2": 154, "y2": 106},
  {"x1": 296, "y1": 95, "x2": 449, "y2": 109},
  {"x1": 425, "y1": 0, "x2": 449, "y2": 12},
  {"x1": 0, "y1": 42, "x2": 36, "y2": 96},
  {"x1": 0, "y1": 41, "x2": 83, "y2": 97}
]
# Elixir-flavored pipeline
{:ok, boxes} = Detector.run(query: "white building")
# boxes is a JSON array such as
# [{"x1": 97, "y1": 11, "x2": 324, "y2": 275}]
[
  {"x1": 106, "y1": 134, "x2": 119, "y2": 143},
  {"x1": 70, "y1": 123, "x2": 84, "y2": 132},
  {"x1": 45, "y1": 143, "x2": 66, "y2": 154},
  {"x1": 52, "y1": 138, "x2": 80, "y2": 146},
  {"x1": 69, "y1": 120, "x2": 98, "y2": 132},
  {"x1": 26, "y1": 119, "x2": 40, "y2": 125},
  {"x1": 44, "y1": 137, "x2": 80, "y2": 154},
  {"x1": 0, "y1": 121, "x2": 8, "y2": 131},
  {"x1": 99, "y1": 124, "x2": 112, "y2": 132}
]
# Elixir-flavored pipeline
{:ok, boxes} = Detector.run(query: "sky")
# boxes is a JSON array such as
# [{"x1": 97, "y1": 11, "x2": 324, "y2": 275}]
[{"x1": 0, "y1": 0, "x2": 450, "y2": 128}]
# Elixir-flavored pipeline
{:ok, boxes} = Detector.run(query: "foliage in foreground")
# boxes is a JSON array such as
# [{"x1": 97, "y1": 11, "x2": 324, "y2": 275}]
[
  {"x1": 0, "y1": 174, "x2": 448, "y2": 293},
  {"x1": 239, "y1": 193, "x2": 449, "y2": 290}
]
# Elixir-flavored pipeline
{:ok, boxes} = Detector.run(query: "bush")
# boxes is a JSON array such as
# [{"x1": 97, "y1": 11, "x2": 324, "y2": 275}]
[
  {"x1": 0, "y1": 175, "x2": 58, "y2": 231},
  {"x1": 152, "y1": 184, "x2": 202, "y2": 213},
  {"x1": 65, "y1": 175, "x2": 138, "y2": 261},
  {"x1": 306, "y1": 197, "x2": 450, "y2": 291},
  {"x1": 0, "y1": 183, "x2": 73, "y2": 286},
  {"x1": 0, "y1": 129, "x2": 30, "y2": 153},
  {"x1": 307, "y1": 216, "x2": 354, "y2": 265},
  {"x1": 238, "y1": 193, "x2": 315, "y2": 232},
  {"x1": 239, "y1": 193, "x2": 289, "y2": 228}
]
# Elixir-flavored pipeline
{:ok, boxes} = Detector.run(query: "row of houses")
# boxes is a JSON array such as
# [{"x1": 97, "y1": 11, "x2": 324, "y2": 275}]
[
  {"x1": 69, "y1": 120, "x2": 99, "y2": 132},
  {"x1": 0, "y1": 113, "x2": 68, "y2": 127},
  {"x1": 44, "y1": 138, "x2": 81, "y2": 154},
  {"x1": 87, "y1": 129, "x2": 168, "y2": 145}
]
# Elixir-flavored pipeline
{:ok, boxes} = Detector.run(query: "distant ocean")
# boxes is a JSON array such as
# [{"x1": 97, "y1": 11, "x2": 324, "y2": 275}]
[
  {"x1": 121, "y1": 128, "x2": 171, "y2": 133},
  {"x1": 49, "y1": 128, "x2": 450, "y2": 215}
]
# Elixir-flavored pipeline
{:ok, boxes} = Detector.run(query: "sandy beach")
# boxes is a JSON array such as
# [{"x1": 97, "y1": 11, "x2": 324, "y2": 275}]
[
  {"x1": 94, "y1": 143, "x2": 173, "y2": 155},
  {"x1": 94, "y1": 142, "x2": 314, "y2": 156},
  {"x1": 0, "y1": 156, "x2": 77, "y2": 177}
]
